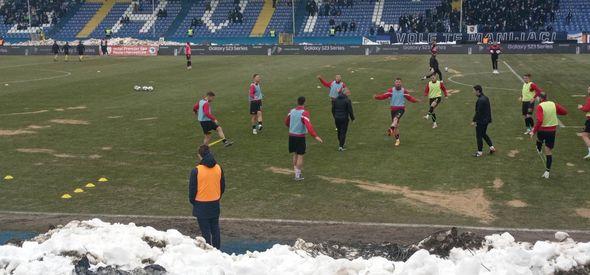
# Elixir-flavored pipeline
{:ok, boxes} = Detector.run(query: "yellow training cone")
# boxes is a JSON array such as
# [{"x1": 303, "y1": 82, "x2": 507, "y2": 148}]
[
  {"x1": 85, "y1": 183, "x2": 95, "y2": 188},
  {"x1": 98, "y1": 177, "x2": 108, "y2": 182},
  {"x1": 4, "y1": 175, "x2": 14, "y2": 180},
  {"x1": 74, "y1": 188, "x2": 84, "y2": 193},
  {"x1": 61, "y1": 194, "x2": 72, "y2": 199}
]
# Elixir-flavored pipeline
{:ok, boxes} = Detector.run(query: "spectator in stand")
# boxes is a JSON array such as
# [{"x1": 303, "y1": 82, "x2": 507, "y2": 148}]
[
  {"x1": 329, "y1": 17, "x2": 335, "y2": 26},
  {"x1": 350, "y1": 20, "x2": 356, "y2": 31},
  {"x1": 369, "y1": 27, "x2": 375, "y2": 36},
  {"x1": 0, "y1": 0, "x2": 77, "y2": 27},
  {"x1": 565, "y1": 10, "x2": 572, "y2": 25},
  {"x1": 341, "y1": 21, "x2": 348, "y2": 32},
  {"x1": 377, "y1": 25, "x2": 385, "y2": 35}
]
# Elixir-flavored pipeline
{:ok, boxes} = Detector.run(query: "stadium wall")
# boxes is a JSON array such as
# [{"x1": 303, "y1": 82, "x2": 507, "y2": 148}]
[{"x1": 2, "y1": 44, "x2": 590, "y2": 56}]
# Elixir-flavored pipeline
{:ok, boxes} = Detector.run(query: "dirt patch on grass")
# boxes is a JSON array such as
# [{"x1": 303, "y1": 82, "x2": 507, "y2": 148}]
[
  {"x1": 54, "y1": 108, "x2": 65, "y2": 112},
  {"x1": 506, "y1": 200, "x2": 528, "y2": 208},
  {"x1": 566, "y1": 162, "x2": 575, "y2": 167},
  {"x1": 508, "y1": 150, "x2": 520, "y2": 158},
  {"x1": 101, "y1": 146, "x2": 113, "y2": 151},
  {"x1": 448, "y1": 68, "x2": 462, "y2": 74},
  {"x1": 493, "y1": 178, "x2": 504, "y2": 190},
  {"x1": 267, "y1": 166, "x2": 293, "y2": 175},
  {"x1": 0, "y1": 129, "x2": 36, "y2": 136},
  {"x1": 575, "y1": 208, "x2": 590, "y2": 219},
  {"x1": 17, "y1": 148, "x2": 55, "y2": 154},
  {"x1": 578, "y1": 170, "x2": 585, "y2": 173},
  {"x1": 0, "y1": 110, "x2": 49, "y2": 116},
  {"x1": 137, "y1": 117, "x2": 158, "y2": 121},
  {"x1": 318, "y1": 176, "x2": 495, "y2": 223},
  {"x1": 383, "y1": 56, "x2": 399, "y2": 61},
  {"x1": 50, "y1": 119, "x2": 89, "y2": 125},
  {"x1": 108, "y1": 116, "x2": 123, "y2": 119},
  {"x1": 17, "y1": 148, "x2": 99, "y2": 160},
  {"x1": 53, "y1": 153, "x2": 76, "y2": 158},
  {"x1": 26, "y1": 125, "x2": 51, "y2": 129},
  {"x1": 66, "y1": 106, "x2": 87, "y2": 110}
]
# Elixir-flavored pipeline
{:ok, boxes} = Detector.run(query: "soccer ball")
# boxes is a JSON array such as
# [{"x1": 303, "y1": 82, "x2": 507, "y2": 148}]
[
  {"x1": 133, "y1": 85, "x2": 141, "y2": 91},
  {"x1": 146, "y1": 86, "x2": 154, "y2": 91},
  {"x1": 444, "y1": 67, "x2": 449, "y2": 72},
  {"x1": 142, "y1": 86, "x2": 149, "y2": 91}
]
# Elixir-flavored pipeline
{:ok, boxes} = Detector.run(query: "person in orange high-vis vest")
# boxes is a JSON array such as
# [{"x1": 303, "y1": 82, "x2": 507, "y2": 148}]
[
  {"x1": 530, "y1": 93, "x2": 568, "y2": 179},
  {"x1": 188, "y1": 145, "x2": 225, "y2": 249}
]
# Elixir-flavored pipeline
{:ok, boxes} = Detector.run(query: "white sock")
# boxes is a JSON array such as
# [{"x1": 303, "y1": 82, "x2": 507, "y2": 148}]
[
  {"x1": 587, "y1": 147, "x2": 590, "y2": 154},
  {"x1": 294, "y1": 168, "x2": 301, "y2": 178}
]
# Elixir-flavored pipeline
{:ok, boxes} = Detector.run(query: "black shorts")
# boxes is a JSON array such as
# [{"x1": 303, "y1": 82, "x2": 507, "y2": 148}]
[
  {"x1": 429, "y1": 97, "x2": 442, "y2": 105},
  {"x1": 78, "y1": 51, "x2": 84, "y2": 56},
  {"x1": 288, "y1": 136, "x2": 306, "y2": 155},
  {"x1": 522, "y1": 102, "x2": 534, "y2": 116},
  {"x1": 391, "y1": 109, "x2": 405, "y2": 120},
  {"x1": 200, "y1": 121, "x2": 219, "y2": 134},
  {"x1": 537, "y1": 131, "x2": 556, "y2": 149},
  {"x1": 250, "y1": 100, "x2": 262, "y2": 114},
  {"x1": 186, "y1": 54, "x2": 191, "y2": 60},
  {"x1": 584, "y1": 119, "x2": 590, "y2": 133}
]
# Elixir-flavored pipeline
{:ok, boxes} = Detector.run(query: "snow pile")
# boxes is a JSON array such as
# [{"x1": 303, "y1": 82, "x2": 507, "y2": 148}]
[{"x1": 0, "y1": 219, "x2": 589, "y2": 275}]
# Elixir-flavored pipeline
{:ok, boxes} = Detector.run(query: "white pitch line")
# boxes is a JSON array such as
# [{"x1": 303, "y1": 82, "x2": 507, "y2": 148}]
[
  {"x1": 503, "y1": 61, "x2": 525, "y2": 82},
  {"x1": 447, "y1": 71, "x2": 520, "y2": 92},
  {"x1": 1, "y1": 210, "x2": 590, "y2": 234},
  {"x1": 503, "y1": 61, "x2": 566, "y2": 128},
  {"x1": 1, "y1": 69, "x2": 72, "y2": 85}
]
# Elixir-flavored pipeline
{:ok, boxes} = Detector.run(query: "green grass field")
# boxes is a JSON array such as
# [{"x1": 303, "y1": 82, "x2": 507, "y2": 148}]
[{"x1": 0, "y1": 54, "x2": 589, "y2": 230}]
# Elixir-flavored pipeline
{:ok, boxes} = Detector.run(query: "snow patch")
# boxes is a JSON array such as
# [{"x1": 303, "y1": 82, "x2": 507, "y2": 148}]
[{"x1": 1, "y1": 220, "x2": 589, "y2": 275}]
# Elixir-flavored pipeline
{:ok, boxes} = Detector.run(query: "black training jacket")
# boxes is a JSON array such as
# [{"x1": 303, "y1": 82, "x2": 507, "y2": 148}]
[{"x1": 473, "y1": 94, "x2": 492, "y2": 124}]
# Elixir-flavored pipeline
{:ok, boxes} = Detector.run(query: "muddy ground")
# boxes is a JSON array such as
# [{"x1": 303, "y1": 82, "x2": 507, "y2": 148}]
[{"x1": 1, "y1": 212, "x2": 589, "y2": 245}]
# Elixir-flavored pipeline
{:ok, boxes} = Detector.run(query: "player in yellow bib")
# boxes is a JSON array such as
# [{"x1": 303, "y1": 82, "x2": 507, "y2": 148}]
[
  {"x1": 423, "y1": 74, "x2": 448, "y2": 128},
  {"x1": 520, "y1": 74, "x2": 543, "y2": 134},
  {"x1": 530, "y1": 93, "x2": 568, "y2": 179}
]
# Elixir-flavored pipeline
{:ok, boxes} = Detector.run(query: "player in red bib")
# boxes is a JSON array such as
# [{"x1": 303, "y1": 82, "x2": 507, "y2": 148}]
[
  {"x1": 185, "y1": 42, "x2": 192, "y2": 70},
  {"x1": 374, "y1": 78, "x2": 419, "y2": 146},
  {"x1": 578, "y1": 86, "x2": 590, "y2": 159}
]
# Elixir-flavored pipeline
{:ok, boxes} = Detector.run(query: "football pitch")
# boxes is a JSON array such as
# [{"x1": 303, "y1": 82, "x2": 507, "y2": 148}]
[{"x1": 0, "y1": 54, "x2": 589, "y2": 230}]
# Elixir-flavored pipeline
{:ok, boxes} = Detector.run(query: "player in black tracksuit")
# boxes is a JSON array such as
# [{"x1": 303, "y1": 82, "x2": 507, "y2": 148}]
[
  {"x1": 332, "y1": 93, "x2": 355, "y2": 151},
  {"x1": 77, "y1": 41, "x2": 85, "y2": 62},
  {"x1": 63, "y1": 42, "x2": 70, "y2": 62},
  {"x1": 422, "y1": 53, "x2": 443, "y2": 81},
  {"x1": 52, "y1": 41, "x2": 60, "y2": 62},
  {"x1": 472, "y1": 85, "x2": 496, "y2": 157}
]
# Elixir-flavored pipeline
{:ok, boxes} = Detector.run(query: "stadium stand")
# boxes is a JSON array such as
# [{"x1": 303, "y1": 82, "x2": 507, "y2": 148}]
[
  {"x1": 173, "y1": 0, "x2": 264, "y2": 38},
  {"x1": 52, "y1": 2, "x2": 100, "y2": 39},
  {"x1": 263, "y1": 0, "x2": 292, "y2": 36},
  {"x1": 298, "y1": 0, "x2": 375, "y2": 37},
  {"x1": 0, "y1": 0, "x2": 79, "y2": 39},
  {"x1": 2, "y1": 0, "x2": 590, "y2": 41},
  {"x1": 554, "y1": 0, "x2": 590, "y2": 33}
]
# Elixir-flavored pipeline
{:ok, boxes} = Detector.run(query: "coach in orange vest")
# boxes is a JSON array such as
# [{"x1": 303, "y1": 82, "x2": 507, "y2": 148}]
[{"x1": 188, "y1": 145, "x2": 225, "y2": 249}]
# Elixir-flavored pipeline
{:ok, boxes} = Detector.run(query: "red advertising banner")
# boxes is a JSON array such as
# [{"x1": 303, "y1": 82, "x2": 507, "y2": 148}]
[{"x1": 103, "y1": 45, "x2": 159, "y2": 56}]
